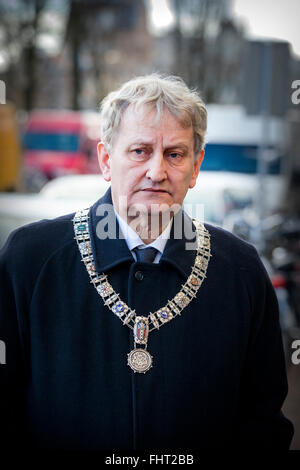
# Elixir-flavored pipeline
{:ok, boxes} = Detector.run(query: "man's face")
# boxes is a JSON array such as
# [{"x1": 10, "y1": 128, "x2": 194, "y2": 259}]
[{"x1": 98, "y1": 104, "x2": 204, "y2": 226}]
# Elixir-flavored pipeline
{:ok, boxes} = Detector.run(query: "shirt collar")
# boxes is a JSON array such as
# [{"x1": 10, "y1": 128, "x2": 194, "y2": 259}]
[
  {"x1": 114, "y1": 207, "x2": 172, "y2": 256},
  {"x1": 88, "y1": 187, "x2": 198, "y2": 279}
]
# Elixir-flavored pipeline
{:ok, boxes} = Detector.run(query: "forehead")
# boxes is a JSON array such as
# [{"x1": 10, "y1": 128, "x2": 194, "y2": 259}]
[{"x1": 114, "y1": 104, "x2": 193, "y2": 144}]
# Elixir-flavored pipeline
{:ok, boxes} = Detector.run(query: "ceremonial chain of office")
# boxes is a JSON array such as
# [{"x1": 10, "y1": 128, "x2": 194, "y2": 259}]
[{"x1": 73, "y1": 207, "x2": 211, "y2": 374}]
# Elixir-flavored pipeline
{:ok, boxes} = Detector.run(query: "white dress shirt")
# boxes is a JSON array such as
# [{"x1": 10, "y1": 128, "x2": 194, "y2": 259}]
[{"x1": 114, "y1": 209, "x2": 172, "y2": 263}]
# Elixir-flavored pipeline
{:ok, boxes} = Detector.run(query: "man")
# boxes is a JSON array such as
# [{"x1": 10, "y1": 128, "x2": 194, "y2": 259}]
[{"x1": 0, "y1": 74, "x2": 294, "y2": 452}]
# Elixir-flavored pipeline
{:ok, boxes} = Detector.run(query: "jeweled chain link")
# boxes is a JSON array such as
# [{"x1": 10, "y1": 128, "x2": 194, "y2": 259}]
[{"x1": 73, "y1": 207, "x2": 211, "y2": 333}]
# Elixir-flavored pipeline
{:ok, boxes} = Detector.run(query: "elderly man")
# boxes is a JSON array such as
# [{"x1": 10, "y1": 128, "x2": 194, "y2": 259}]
[{"x1": 0, "y1": 74, "x2": 294, "y2": 452}]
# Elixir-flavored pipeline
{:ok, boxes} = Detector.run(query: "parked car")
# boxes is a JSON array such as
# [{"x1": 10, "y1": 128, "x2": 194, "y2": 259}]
[
  {"x1": 22, "y1": 110, "x2": 101, "y2": 190},
  {"x1": 0, "y1": 174, "x2": 109, "y2": 248},
  {"x1": 183, "y1": 171, "x2": 284, "y2": 226},
  {"x1": 0, "y1": 103, "x2": 21, "y2": 191}
]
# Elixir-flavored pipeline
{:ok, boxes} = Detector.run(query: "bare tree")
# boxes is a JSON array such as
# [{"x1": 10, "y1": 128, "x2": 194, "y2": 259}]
[
  {"x1": 171, "y1": 0, "x2": 243, "y2": 103},
  {"x1": 0, "y1": 0, "x2": 49, "y2": 110}
]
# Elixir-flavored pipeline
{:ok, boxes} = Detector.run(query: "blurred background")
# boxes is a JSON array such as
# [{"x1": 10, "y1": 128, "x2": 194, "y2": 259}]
[{"x1": 0, "y1": 0, "x2": 299, "y2": 449}]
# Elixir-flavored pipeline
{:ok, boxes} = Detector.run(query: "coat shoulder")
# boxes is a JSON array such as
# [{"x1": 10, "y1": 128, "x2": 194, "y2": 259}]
[
  {"x1": 203, "y1": 222, "x2": 266, "y2": 277},
  {"x1": 0, "y1": 212, "x2": 76, "y2": 275}
]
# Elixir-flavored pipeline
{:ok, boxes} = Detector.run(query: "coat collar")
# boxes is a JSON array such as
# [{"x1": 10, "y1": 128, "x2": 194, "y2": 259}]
[{"x1": 88, "y1": 187, "x2": 197, "y2": 279}]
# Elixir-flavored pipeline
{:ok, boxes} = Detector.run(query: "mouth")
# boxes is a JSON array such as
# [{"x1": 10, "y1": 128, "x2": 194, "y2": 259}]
[{"x1": 141, "y1": 188, "x2": 169, "y2": 194}]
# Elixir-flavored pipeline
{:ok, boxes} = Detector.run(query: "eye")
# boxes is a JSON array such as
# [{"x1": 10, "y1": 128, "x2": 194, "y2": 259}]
[
  {"x1": 168, "y1": 152, "x2": 182, "y2": 160},
  {"x1": 130, "y1": 148, "x2": 148, "y2": 161},
  {"x1": 131, "y1": 148, "x2": 148, "y2": 158}
]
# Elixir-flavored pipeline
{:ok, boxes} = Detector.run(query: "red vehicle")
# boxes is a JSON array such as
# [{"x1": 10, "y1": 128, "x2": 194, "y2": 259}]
[{"x1": 23, "y1": 110, "x2": 100, "y2": 182}]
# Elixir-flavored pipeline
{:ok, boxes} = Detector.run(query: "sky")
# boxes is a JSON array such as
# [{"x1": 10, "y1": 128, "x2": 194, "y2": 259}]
[
  {"x1": 148, "y1": 0, "x2": 175, "y2": 35},
  {"x1": 232, "y1": 0, "x2": 300, "y2": 57},
  {"x1": 149, "y1": 0, "x2": 300, "y2": 57}
]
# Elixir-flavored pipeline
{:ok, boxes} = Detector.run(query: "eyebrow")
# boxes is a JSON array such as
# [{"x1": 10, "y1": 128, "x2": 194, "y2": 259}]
[
  {"x1": 128, "y1": 140, "x2": 154, "y2": 148},
  {"x1": 128, "y1": 141, "x2": 190, "y2": 152},
  {"x1": 168, "y1": 143, "x2": 189, "y2": 152}
]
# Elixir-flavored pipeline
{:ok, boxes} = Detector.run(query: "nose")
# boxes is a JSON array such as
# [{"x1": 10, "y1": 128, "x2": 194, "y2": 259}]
[{"x1": 145, "y1": 150, "x2": 167, "y2": 183}]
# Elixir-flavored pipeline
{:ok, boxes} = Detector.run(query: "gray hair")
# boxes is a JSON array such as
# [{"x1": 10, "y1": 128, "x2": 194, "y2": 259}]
[{"x1": 99, "y1": 73, "x2": 207, "y2": 158}]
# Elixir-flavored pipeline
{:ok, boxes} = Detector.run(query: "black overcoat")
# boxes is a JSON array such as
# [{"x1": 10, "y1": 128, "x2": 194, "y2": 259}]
[{"x1": 0, "y1": 187, "x2": 294, "y2": 451}]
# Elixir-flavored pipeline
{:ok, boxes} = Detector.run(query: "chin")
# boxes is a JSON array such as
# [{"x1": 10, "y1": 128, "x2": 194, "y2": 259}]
[{"x1": 147, "y1": 203, "x2": 180, "y2": 219}]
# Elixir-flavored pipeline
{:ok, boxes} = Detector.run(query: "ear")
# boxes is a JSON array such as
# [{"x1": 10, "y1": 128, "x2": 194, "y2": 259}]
[
  {"x1": 189, "y1": 149, "x2": 204, "y2": 189},
  {"x1": 97, "y1": 141, "x2": 111, "y2": 181}
]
